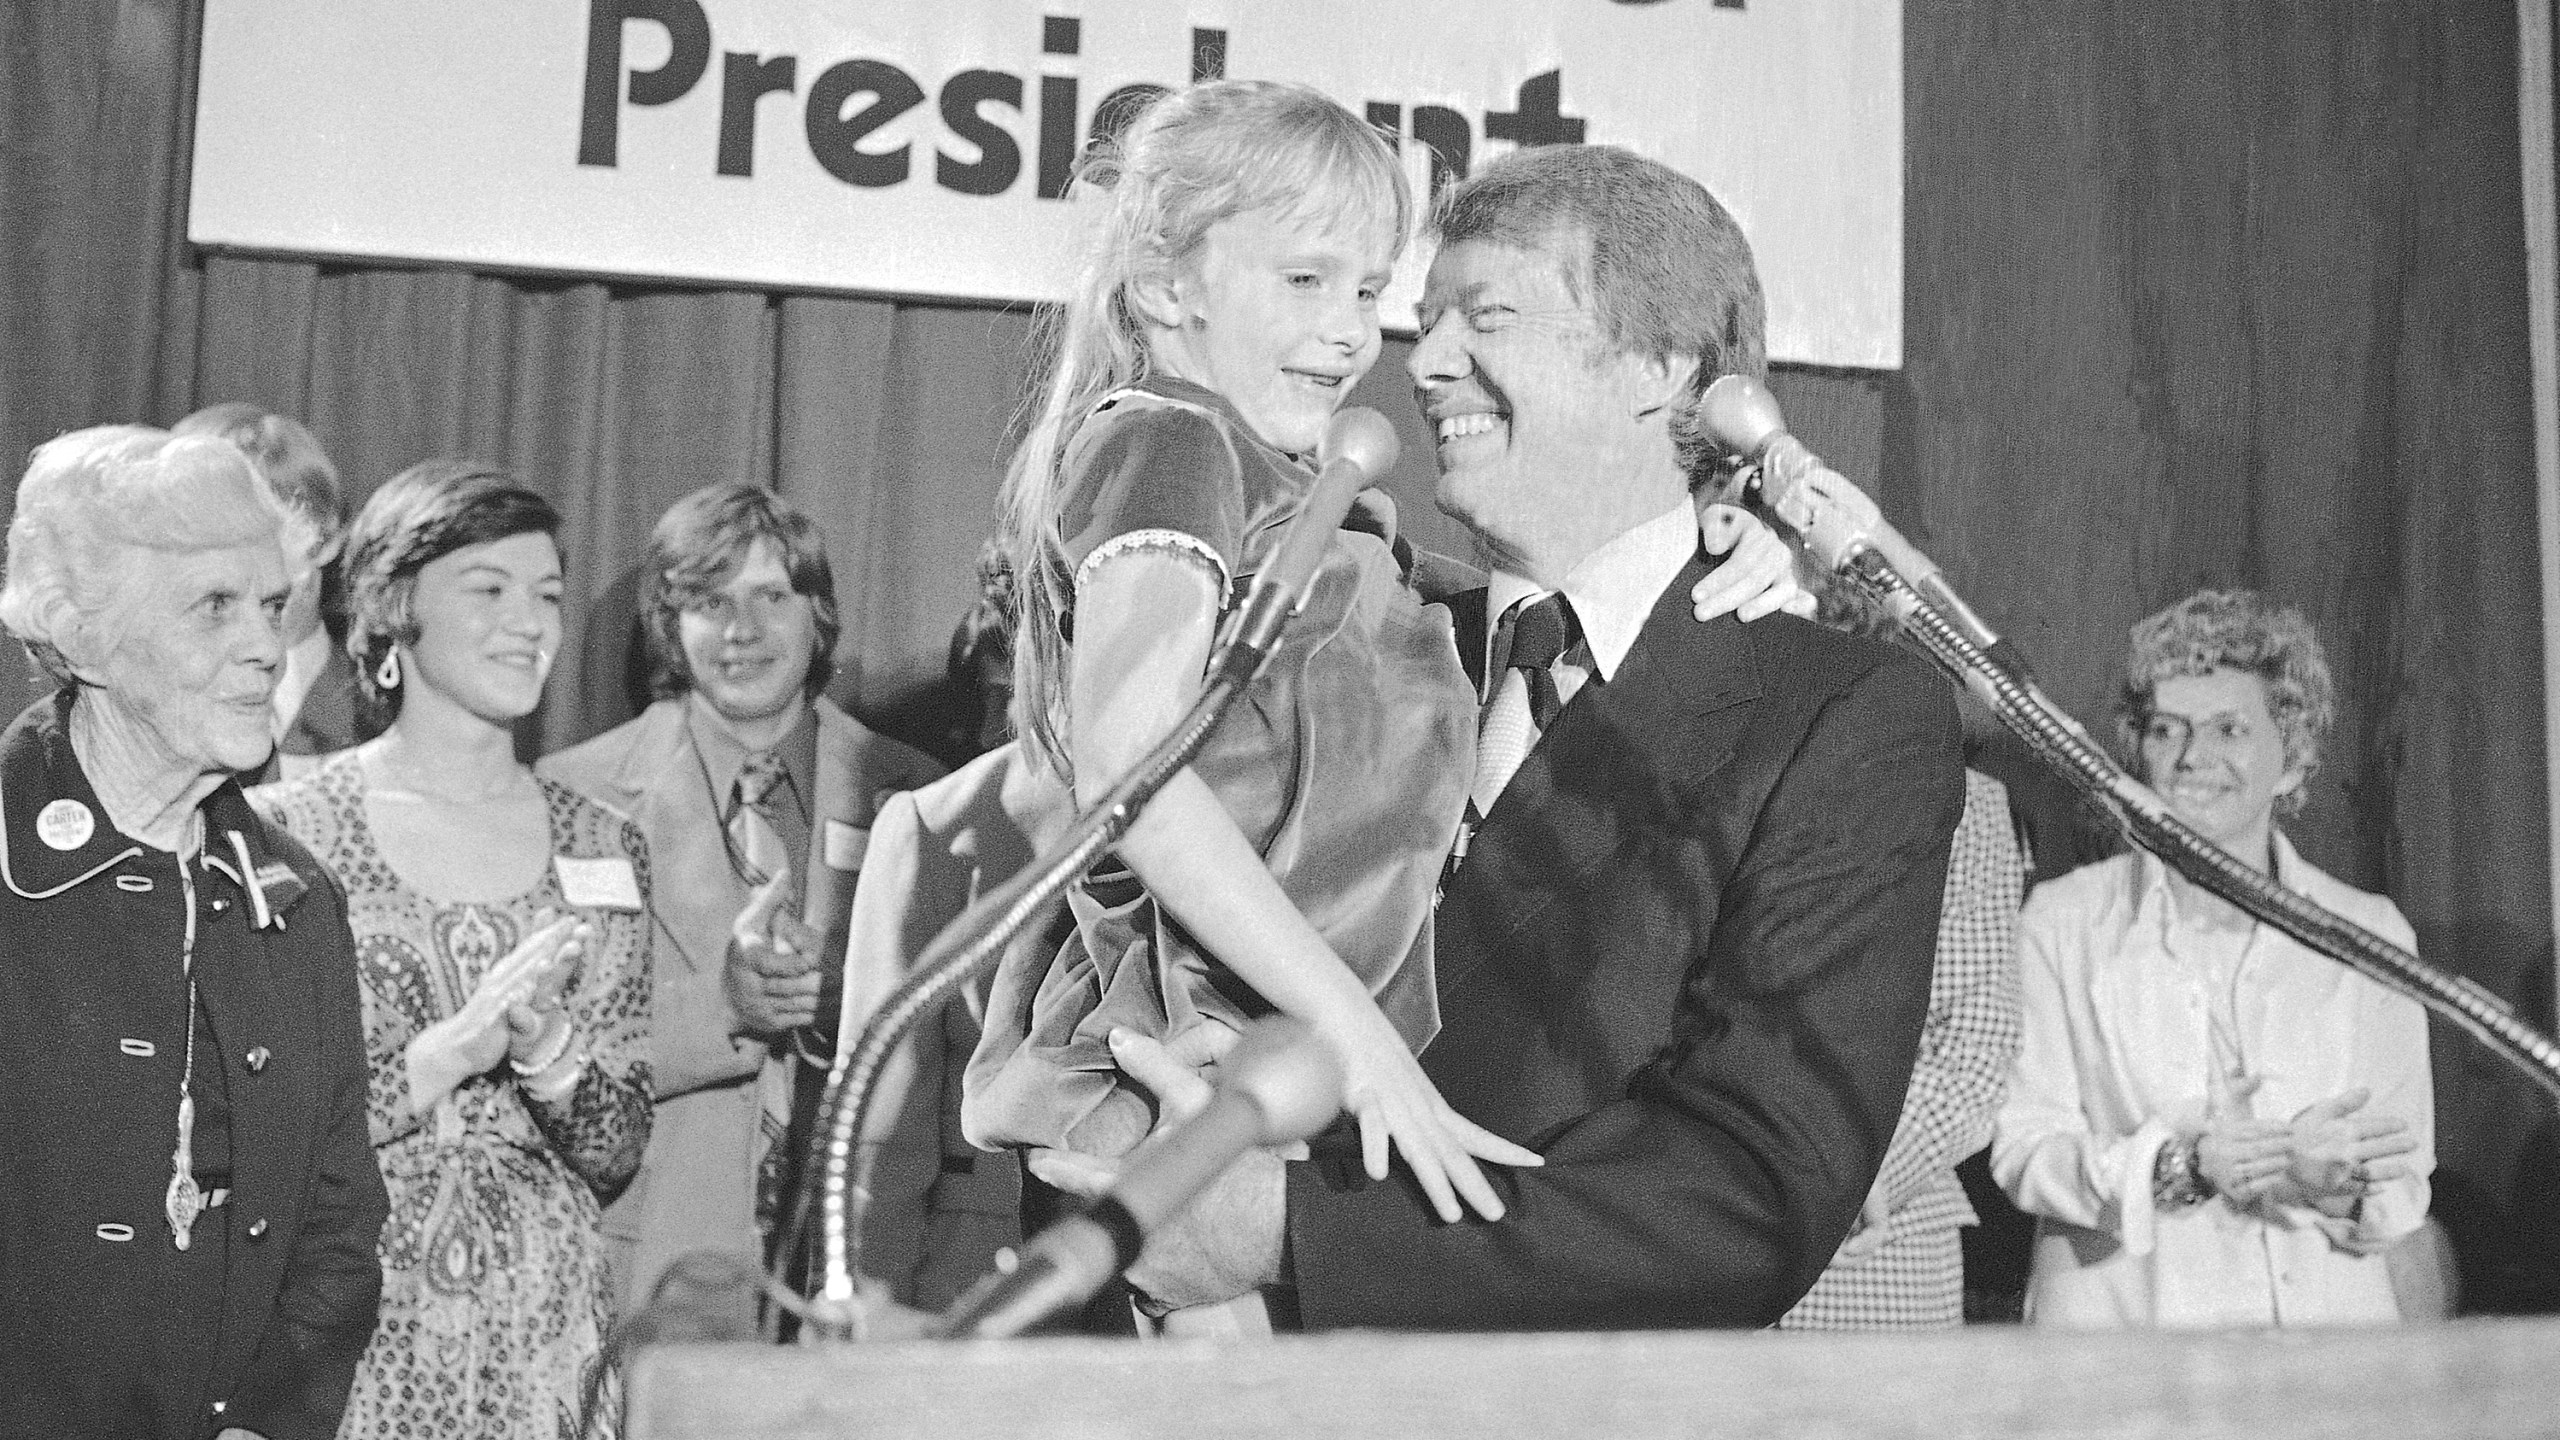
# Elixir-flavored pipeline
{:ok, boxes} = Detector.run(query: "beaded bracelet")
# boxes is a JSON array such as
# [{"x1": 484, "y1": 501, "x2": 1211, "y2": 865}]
[
  {"x1": 520, "y1": 1050, "x2": 587, "y2": 1103},
  {"x1": 509, "y1": 1019, "x2": 575, "y2": 1079}
]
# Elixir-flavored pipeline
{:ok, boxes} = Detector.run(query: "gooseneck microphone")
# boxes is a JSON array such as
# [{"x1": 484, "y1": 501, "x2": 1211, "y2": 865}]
[
  {"x1": 1211, "y1": 406, "x2": 1402, "y2": 677},
  {"x1": 1702, "y1": 375, "x2": 2560, "y2": 1111},
  {"x1": 1701, "y1": 375, "x2": 2025, "y2": 681},
  {"x1": 933, "y1": 1015, "x2": 1346, "y2": 1340},
  {"x1": 800, "y1": 409, "x2": 1400, "y2": 1323}
]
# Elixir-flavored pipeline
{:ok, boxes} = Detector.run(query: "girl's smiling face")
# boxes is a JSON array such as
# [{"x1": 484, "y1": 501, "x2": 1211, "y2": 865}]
[{"x1": 1145, "y1": 204, "x2": 1394, "y2": 456}]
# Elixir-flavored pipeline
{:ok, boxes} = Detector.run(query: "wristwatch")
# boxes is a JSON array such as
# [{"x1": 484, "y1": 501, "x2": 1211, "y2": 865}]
[{"x1": 2152, "y1": 1134, "x2": 2215, "y2": 1209}]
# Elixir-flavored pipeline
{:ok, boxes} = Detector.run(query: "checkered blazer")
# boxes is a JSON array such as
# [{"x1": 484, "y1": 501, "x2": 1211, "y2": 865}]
[{"x1": 1782, "y1": 769, "x2": 2025, "y2": 1329}]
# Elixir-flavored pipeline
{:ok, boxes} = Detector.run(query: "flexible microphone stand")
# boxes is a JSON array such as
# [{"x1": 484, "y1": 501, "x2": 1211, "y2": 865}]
[
  {"x1": 791, "y1": 408, "x2": 1401, "y2": 1333},
  {"x1": 931, "y1": 1014, "x2": 1344, "y2": 1340},
  {"x1": 1701, "y1": 376, "x2": 2560, "y2": 1110}
]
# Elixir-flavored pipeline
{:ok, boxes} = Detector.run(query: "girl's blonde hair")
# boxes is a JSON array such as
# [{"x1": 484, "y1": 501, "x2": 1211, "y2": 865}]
[{"x1": 995, "y1": 79, "x2": 1410, "y2": 775}]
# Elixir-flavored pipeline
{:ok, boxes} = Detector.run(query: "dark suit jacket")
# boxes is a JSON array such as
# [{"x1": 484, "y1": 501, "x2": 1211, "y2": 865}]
[
  {"x1": 277, "y1": 644, "x2": 365, "y2": 766},
  {"x1": 0, "y1": 691, "x2": 386, "y2": 1438},
  {"x1": 251, "y1": 641, "x2": 371, "y2": 789},
  {"x1": 1286, "y1": 555, "x2": 1966, "y2": 1330}
]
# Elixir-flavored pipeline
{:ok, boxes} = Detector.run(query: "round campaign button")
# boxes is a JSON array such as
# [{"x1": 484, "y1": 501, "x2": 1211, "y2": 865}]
[{"x1": 37, "y1": 798, "x2": 94, "y2": 851}]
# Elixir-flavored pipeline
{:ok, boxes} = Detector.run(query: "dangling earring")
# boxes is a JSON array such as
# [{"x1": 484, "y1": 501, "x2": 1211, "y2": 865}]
[{"x1": 375, "y1": 649, "x2": 401, "y2": 691}]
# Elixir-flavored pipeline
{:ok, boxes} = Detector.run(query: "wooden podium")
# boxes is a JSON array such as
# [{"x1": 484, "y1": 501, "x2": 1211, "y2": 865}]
[{"x1": 629, "y1": 1317, "x2": 2560, "y2": 1437}]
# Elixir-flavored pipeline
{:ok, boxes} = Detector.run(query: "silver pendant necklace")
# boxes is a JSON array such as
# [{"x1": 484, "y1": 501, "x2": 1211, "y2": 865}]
[{"x1": 165, "y1": 836, "x2": 204, "y2": 1251}]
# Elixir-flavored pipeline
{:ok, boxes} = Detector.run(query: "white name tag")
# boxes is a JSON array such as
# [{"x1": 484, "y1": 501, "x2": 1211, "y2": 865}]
[
  {"x1": 553, "y1": 855, "x2": 643, "y2": 912},
  {"x1": 823, "y1": 819, "x2": 868, "y2": 872}
]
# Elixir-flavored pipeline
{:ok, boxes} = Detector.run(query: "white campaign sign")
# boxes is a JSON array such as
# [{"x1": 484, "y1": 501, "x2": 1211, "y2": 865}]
[{"x1": 190, "y1": 0, "x2": 1901, "y2": 367}]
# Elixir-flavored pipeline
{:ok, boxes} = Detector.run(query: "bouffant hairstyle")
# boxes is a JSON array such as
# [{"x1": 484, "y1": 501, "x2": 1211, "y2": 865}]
[{"x1": 2117, "y1": 588, "x2": 2335, "y2": 817}]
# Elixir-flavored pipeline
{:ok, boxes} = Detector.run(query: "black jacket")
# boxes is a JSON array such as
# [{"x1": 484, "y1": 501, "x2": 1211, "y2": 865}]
[
  {"x1": 0, "y1": 691, "x2": 386, "y2": 1438},
  {"x1": 1287, "y1": 558, "x2": 1966, "y2": 1329}
]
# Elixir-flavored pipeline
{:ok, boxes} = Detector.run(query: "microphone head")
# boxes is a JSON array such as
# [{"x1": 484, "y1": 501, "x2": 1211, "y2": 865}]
[
  {"x1": 1221, "y1": 1016, "x2": 1348, "y2": 1146},
  {"x1": 1317, "y1": 407, "x2": 1401, "y2": 482},
  {"x1": 1699, "y1": 374, "x2": 1789, "y2": 459}
]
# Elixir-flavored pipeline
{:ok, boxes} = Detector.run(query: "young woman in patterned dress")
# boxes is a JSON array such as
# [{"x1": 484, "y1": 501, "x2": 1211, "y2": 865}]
[{"x1": 256, "y1": 461, "x2": 651, "y2": 1437}]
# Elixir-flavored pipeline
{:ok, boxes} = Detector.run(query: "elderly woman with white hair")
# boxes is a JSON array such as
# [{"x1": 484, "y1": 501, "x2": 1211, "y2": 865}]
[
  {"x1": 1992, "y1": 589, "x2": 2433, "y2": 1328},
  {"x1": 0, "y1": 425, "x2": 388, "y2": 1437}
]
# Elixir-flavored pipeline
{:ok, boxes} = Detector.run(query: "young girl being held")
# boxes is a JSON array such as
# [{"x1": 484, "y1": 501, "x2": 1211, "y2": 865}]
[
  {"x1": 965, "y1": 80, "x2": 1796, "y2": 1227},
  {"x1": 961, "y1": 79, "x2": 1536, "y2": 1224}
]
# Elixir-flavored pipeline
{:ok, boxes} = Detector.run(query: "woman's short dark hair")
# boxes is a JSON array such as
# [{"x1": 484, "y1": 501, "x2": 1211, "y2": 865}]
[
  {"x1": 642, "y1": 484, "x2": 840, "y2": 702},
  {"x1": 343, "y1": 458, "x2": 561, "y2": 722},
  {"x1": 2116, "y1": 588, "x2": 2335, "y2": 817}
]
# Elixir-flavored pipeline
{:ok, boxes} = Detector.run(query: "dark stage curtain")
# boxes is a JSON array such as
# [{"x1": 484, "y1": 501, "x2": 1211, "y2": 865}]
[
  {"x1": 4, "y1": 1, "x2": 2550, "y2": 1296},
  {"x1": 1898, "y1": 0, "x2": 2557, "y2": 1304}
]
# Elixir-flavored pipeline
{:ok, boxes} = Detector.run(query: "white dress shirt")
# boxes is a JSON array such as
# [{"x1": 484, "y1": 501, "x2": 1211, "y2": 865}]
[
  {"x1": 270, "y1": 625, "x2": 334, "y2": 740},
  {"x1": 1991, "y1": 833, "x2": 2434, "y2": 1328},
  {"x1": 1473, "y1": 503, "x2": 1698, "y2": 812},
  {"x1": 1483, "y1": 502, "x2": 1699, "y2": 703}
]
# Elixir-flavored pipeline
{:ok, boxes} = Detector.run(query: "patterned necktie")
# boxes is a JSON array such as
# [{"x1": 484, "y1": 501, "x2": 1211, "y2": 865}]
[
  {"x1": 730, "y1": 751, "x2": 798, "y2": 1236},
  {"x1": 1471, "y1": 592, "x2": 1579, "y2": 814},
  {"x1": 727, "y1": 752, "x2": 789, "y2": 890}
]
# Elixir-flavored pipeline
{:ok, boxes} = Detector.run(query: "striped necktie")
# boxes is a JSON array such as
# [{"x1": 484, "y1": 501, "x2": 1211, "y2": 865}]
[
  {"x1": 1471, "y1": 592, "x2": 1578, "y2": 814},
  {"x1": 726, "y1": 751, "x2": 790, "y2": 890},
  {"x1": 729, "y1": 750, "x2": 799, "y2": 1235}
]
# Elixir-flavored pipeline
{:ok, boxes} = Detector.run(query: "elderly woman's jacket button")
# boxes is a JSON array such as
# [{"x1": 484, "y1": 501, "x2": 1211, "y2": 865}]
[{"x1": 244, "y1": 1046, "x2": 270, "y2": 1073}]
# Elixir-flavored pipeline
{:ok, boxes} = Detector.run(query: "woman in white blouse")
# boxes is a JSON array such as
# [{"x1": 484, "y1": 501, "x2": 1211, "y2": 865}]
[{"x1": 1992, "y1": 589, "x2": 2431, "y2": 1328}]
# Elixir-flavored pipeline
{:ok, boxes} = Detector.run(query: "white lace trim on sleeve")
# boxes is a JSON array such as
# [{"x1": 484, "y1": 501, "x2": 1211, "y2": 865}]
[{"x1": 1074, "y1": 527, "x2": 1232, "y2": 603}]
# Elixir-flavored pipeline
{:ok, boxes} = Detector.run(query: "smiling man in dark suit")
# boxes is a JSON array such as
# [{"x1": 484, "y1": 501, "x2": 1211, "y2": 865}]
[{"x1": 1039, "y1": 143, "x2": 1967, "y2": 1331}]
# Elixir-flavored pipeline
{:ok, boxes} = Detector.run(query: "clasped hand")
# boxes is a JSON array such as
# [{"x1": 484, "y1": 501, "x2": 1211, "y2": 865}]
[
  {"x1": 2270, "y1": 1086, "x2": 2418, "y2": 1212},
  {"x1": 406, "y1": 910, "x2": 588, "y2": 1113},
  {"x1": 1692, "y1": 502, "x2": 1817, "y2": 623},
  {"x1": 726, "y1": 869, "x2": 823, "y2": 1037},
  {"x1": 1027, "y1": 1025, "x2": 1288, "y2": 1315},
  {"x1": 2190, "y1": 1085, "x2": 2416, "y2": 1214}
]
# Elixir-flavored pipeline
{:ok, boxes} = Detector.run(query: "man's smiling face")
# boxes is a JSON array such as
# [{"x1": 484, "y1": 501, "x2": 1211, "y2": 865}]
[
  {"x1": 1408, "y1": 233, "x2": 1669, "y2": 578},
  {"x1": 679, "y1": 538, "x2": 818, "y2": 731}
]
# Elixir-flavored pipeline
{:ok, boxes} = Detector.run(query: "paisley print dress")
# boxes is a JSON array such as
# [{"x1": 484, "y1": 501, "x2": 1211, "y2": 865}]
[{"x1": 256, "y1": 756, "x2": 652, "y2": 1439}]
